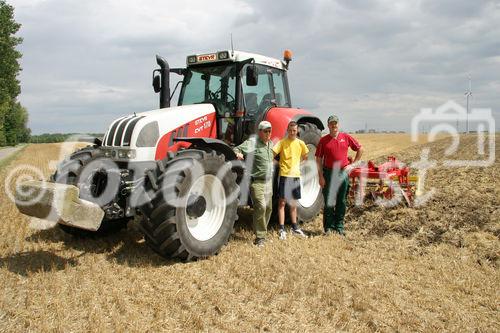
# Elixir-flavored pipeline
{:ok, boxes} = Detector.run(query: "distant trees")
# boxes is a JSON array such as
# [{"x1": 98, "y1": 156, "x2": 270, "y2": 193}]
[{"x1": 0, "y1": 1, "x2": 30, "y2": 146}]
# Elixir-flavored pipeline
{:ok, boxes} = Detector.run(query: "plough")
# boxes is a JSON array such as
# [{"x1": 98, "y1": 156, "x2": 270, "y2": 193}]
[{"x1": 347, "y1": 156, "x2": 418, "y2": 207}]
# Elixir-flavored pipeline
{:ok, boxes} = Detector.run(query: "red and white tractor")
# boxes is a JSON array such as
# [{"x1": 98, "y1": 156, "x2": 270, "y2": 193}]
[{"x1": 16, "y1": 50, "x2": 324, "y2": 260}]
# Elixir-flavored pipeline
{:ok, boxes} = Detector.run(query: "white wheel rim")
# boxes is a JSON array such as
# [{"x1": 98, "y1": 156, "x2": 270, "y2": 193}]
[
  {"x1": 299, "y1": 144, "x2": 321, "y2": 208},
  {"x1": 185, "y1": 174, "x2": 227, "y2": 241}
]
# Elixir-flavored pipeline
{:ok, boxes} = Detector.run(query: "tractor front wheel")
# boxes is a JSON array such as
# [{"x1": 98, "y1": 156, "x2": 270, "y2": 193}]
[{"x1": 139, "y1": 150, "x2": 239, "y2": 261}]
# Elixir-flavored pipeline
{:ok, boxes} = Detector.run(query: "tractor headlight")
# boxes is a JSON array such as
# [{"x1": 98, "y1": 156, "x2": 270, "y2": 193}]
[
  {"x1": 117, "y1": 149, "x2": 136, "y2": 159},
  {"x1": 218, "y1": 51, "x2": 229, "y2": 60},
  {"x1": 126, "y1": 150, "x2": 136, "y2": 159}
]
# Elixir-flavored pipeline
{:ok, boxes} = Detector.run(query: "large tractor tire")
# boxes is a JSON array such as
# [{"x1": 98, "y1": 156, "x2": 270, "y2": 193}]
[
  {"x1": 296, "y1": 123, "x2": 323, "y2": 222},
  {"x1": 139, "y1": 149, "x2": 239, "y2": 261},
  {"x1": 52, "y1": 146, "x2": 129, "y2": 237}
]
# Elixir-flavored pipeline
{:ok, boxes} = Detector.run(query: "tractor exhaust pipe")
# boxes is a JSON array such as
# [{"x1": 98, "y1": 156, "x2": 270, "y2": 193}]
[{"x1": 153, "y1": 55, "x2": 170, "y2": 108}]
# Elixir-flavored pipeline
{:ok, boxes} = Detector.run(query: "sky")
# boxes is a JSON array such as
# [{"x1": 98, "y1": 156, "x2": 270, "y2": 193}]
[{"x1": 8, "y1": 0, "x2": 500, "y2": 134}]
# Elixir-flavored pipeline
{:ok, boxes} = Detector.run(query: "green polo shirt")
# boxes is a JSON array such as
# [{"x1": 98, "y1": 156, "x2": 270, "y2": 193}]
[{"x1": 233, "y1": 136, "x2": 274, "y2": 180}]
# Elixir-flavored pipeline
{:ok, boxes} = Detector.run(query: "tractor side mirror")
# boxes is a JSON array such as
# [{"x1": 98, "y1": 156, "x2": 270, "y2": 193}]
[
  {"x1": 152, "y1": 71, "x2": 161, "y2": 93},
  {"x1": 246, "y1": 65, "x2": 258, "y2": 86}
]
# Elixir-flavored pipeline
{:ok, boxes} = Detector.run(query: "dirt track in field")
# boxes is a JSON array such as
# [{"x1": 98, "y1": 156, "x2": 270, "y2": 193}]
[
  {"x1": 0, "y1": 146, "x2": 22, "y2": 161},
  {"x1": 0, "y1": 135, "x2": 498, "y2": 332}
]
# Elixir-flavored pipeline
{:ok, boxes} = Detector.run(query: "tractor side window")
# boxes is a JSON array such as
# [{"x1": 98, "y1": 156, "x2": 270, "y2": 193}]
[
  {"x1": 271, "y1": 69, "x2": 290, "y2": 107},
  {"x1": 181, "y1": 71, "x2": 205, "y2": 104},
  {"x1": 242, "y1": 64, "x2": 272, "y2": 117}
]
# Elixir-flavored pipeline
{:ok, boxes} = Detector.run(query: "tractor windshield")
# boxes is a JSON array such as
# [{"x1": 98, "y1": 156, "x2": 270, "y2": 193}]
[{"x1": 179, "y1": 64, "x2": 237, "y2": 116}]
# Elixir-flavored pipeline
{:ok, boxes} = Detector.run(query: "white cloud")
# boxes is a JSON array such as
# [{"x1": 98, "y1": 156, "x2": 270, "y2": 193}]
[{"x1": 8, "y1": 0, "x2": 500, "y2": 133}]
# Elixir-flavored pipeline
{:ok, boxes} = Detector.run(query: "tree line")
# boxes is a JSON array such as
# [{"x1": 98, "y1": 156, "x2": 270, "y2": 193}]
[
  {"x1": 0, "y1": 1, "x2": 30, "y2": 146},
  {"x1": 30, "y1": 133, "x2": 104, "y2": 144}
]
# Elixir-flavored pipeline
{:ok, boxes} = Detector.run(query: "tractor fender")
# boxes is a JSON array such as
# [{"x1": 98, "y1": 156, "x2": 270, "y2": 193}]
[
  {"x1": 293, "y1": 115, "x2": 324, "y2": 131},
  {"x1": 264, "y1": 107, "x2": 324, "y2": 140},
  {"x1": 172, "y1": 137, "x2": 246, "y2": 188},
  {"x1": 173, "y1": 137, "x2": 237, "y2": 161}
]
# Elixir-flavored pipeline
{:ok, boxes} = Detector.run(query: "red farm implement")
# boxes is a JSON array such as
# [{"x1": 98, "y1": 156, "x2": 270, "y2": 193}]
[{"x1": 347, "y1": 156, "x2": 418, "y2": 207}]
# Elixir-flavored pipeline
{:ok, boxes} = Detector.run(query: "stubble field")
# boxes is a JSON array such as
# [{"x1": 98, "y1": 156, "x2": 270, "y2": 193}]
[{"x1": 0, "y1": 134, "x2": 498, "y2": 332}]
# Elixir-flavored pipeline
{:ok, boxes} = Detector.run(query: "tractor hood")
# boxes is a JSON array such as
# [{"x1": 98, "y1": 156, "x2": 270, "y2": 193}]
[{"x1": 101, "y1": 104, "x2": 217, "y2": 161}]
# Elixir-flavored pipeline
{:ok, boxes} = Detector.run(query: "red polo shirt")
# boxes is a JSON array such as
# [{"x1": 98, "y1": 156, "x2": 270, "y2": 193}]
[{"x1": 315, "y1": 132, "x2": 361, "y2": 169}]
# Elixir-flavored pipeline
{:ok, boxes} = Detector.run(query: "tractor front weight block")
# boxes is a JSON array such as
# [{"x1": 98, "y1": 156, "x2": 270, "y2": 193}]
[{"x1": 15, "y1": 180, "x2": 105, "y2": 231}]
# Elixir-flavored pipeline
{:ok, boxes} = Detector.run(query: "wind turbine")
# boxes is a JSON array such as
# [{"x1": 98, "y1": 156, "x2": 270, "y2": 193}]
[{"x1": 465, "y1": 74, "x2": 472, "y2": 134}]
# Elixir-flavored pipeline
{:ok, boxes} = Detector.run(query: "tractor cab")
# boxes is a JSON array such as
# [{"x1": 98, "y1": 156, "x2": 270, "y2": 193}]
[{"x1": 153, "y1": 50, "x2": 293, "y2": 145}]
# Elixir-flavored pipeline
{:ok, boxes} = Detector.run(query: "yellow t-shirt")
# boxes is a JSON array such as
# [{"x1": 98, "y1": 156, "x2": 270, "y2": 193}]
[{"x1": 273, "y1": 138, "x2": 309, "y2": 177}]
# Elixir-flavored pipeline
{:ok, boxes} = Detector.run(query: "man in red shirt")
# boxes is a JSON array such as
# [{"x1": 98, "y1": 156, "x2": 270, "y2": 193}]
[{"x1": 315, "y1": 115, "x2": 363, "y2": 235}]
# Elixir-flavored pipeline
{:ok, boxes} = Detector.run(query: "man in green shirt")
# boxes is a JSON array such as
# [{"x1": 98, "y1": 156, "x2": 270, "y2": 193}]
[{"x1": 234, "y1": 121, "x2": 274, "y2": 247}]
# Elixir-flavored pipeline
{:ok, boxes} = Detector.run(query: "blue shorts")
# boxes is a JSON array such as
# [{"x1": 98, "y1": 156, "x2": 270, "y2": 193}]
[{"x1": 278, "y1": 176, "x2": 301, "y2": 201}]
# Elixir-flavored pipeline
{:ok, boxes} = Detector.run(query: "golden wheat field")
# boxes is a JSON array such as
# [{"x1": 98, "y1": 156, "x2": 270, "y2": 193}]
[{"x1": 0, "y1": 134, "x2": 498, "y2": 332}]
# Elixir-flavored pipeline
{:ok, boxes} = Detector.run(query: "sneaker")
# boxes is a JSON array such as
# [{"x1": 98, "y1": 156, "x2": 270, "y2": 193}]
[
  {"x1": 254, "y1": 238, "x2": 265, "y2": 247},
  {"x1": 278, "y1": 229, "x2": 287, "y2": 240},
  {"x1": 291, "y1": 228, "x2": 308, "y2": 238}
]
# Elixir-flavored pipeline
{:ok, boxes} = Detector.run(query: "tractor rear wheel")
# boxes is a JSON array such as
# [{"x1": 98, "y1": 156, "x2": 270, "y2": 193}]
[
  {"x1": 139, "y1": 149, "x2": 239, "y2": 261},
  {"x1": 52, "y1": 146, "x2": 129, "y2": 237}
]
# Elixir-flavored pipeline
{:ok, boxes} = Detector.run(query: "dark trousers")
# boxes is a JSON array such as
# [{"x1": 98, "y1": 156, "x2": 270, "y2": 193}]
[{"x1": 322, "y1": 168, "x2": 349, "y2": 232}]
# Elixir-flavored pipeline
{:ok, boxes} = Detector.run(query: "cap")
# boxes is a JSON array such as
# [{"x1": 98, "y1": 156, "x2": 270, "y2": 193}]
[
  {"x1": 327, "y1": 115, "x2": 339, "y2": 123},
  {"x1": 258, "y1": 120, "x2": 272, "y2": 130}
]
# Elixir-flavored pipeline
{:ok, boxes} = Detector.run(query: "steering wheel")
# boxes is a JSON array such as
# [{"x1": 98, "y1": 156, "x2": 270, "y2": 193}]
[{"x1": 209, "y1": 89, "x2": 235, "y2": 103}]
